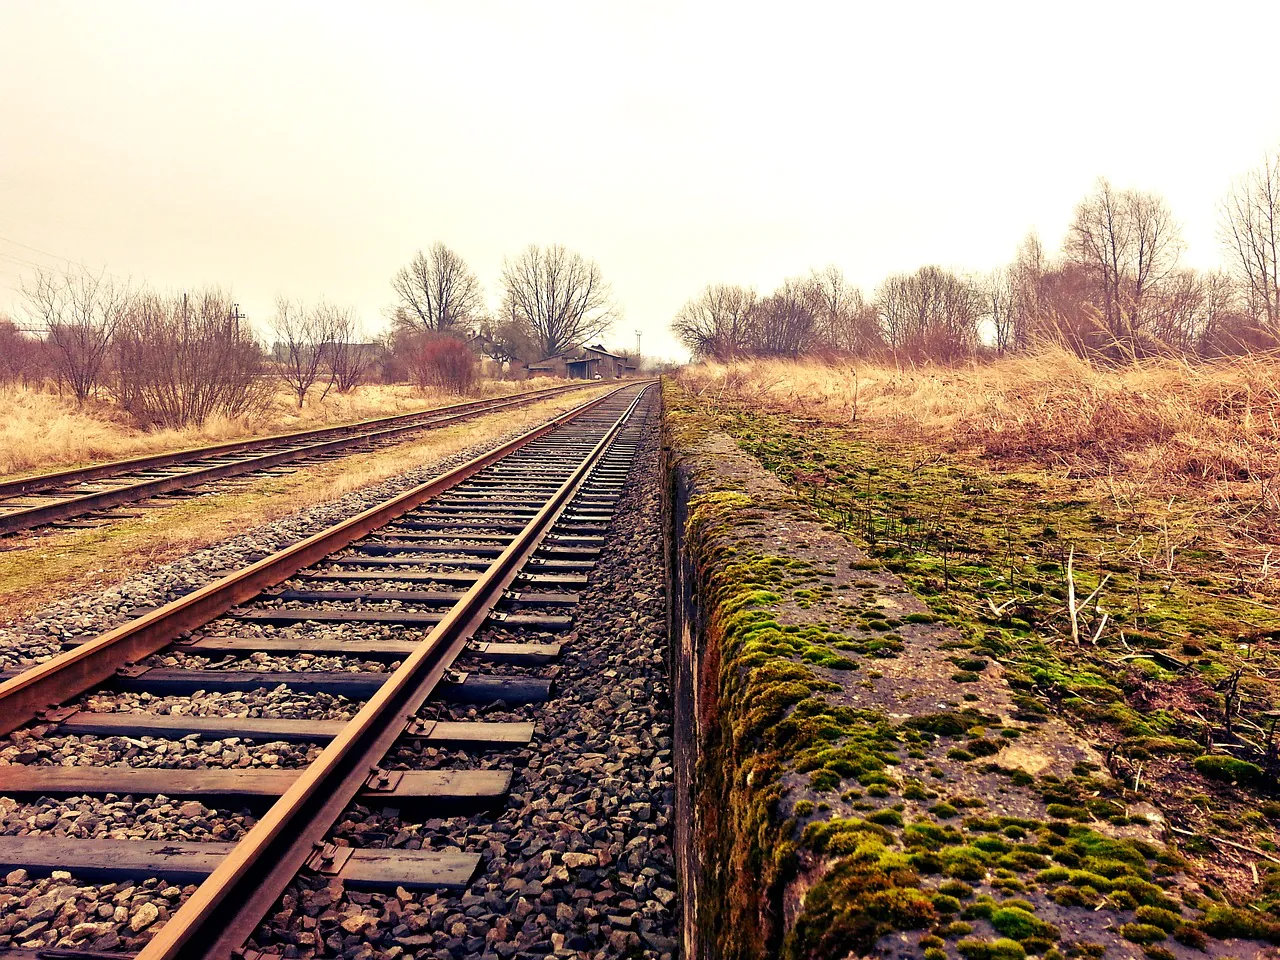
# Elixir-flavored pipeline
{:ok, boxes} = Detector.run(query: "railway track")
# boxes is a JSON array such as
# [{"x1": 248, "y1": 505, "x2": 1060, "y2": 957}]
[
  {"x1": 0, "y1": 381, "x2": 659, "y2": 960},
  {"x1": 0, "y1": 381, "x2": 604, "y2": 537}
]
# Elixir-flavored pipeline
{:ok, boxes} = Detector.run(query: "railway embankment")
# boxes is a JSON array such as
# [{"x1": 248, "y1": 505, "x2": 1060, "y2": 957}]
[{"x1": 661, "y1": 379, "x2": 1271, "y2": 960}]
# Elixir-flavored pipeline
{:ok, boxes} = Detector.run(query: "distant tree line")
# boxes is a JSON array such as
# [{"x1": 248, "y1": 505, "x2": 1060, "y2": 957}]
[
  {"x1": 1, "y1": 240, "x2": 621, "y2": 425},
  {"x1": 3, "y1": 271, "x2": 377, "y2": 427},
  {"x1": 673, "y1": 152, "x2": 1280, "y2": 363}
]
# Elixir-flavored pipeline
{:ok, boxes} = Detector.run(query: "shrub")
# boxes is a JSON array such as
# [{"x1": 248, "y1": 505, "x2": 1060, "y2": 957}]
[
  {"x1": 115, "y1": 289, "x2": 273, "y2": 427},
  {"x1": 404, "y1": 332, "x2": 478, "y2": 395}
]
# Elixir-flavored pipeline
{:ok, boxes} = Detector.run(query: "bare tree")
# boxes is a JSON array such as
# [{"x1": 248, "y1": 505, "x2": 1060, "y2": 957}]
[
  {"x1": 1148, "y1": 269, "x2": 1206, "y2": 353},
  {"x1": 750, "y1": 277, "x2": 820, "y2": 356},
  {"x1": 806, "y1": 266, "x2": 881, "y2": 354},
  {"x1": 1194, "y1": 270, "x2": 1274, "y2": 355},
  {"x1": 322, "y1": 306, "x2": 373, "y2": 393},
  {"x1": 391, "y1": 243, "x2": 484, "y2": 334},
  {"x1": 1065, "y1": 178, "x2": 1182, "y2": 350},
  {"x1": 272, "y1": 298, "x2": 335, "y2": 407},
  {"x1": 984, "y1": 267, "x2": 1017, "y2": 354},
  {"x1": 1221, "y1": 151, "x2": 1280, "y2": 333},
  {"x1": 23, "y1": 267, "x2": 131, "y2": 403},
  {"x1": 1009, "y1": 232, "x2": 1050, "y2": 350},
  {"x1": 113, "y1": 289, "x2": 272, "y2": 427},
  {"x1": 671, "y1": 284, "x2": 757, "y2": 360},
  {"x1": 489, "y1": 313, "x2": 541, "y2": 366},
  {"x1": 0, "y1": 317, "x2": 52, "y2": 386},
  {"x1": 501, "y1": 244, "x2": 615, "y2": 358},
  {"x1": 877, "y1": 266, "x2": 982, "y2": 362}
]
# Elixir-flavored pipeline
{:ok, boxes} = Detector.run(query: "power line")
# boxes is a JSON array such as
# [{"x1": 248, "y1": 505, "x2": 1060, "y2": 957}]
[{"x1": 0, "y1": 234, "x2": 133, "y2": 284}]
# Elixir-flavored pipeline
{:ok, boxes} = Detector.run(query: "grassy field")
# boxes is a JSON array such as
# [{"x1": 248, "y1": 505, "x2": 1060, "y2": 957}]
[
  {"x1": 0, "y1": 385, "x2": 613, "y2": 620},
  {"x1": 676, "y1": 351, "x2": 1280, "y2": 904},
  {"x1": 0, "y1": 378, "x2": 572, "y2": 478}
]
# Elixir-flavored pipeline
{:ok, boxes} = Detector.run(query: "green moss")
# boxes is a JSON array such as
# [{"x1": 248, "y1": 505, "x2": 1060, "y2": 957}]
[
  {"x1": 956, "y1": 937, "x2": 1027, "y2": 960},
  {"x1": 962, "y1": 898, "x2": 996, "y2": 920},
  {"x1": 943, "y1": 847, "x2": 989, "y2": 881},
  {"x1": 663, "y1": 381, "x2": 1279, "y2": 960},
  {"x1": 1118, "y1": 923, "x2": 1167, "y2": 945},
  {"x1": 933, "y1": 894, "x2": 962, "y2": 915},
  {"x1": 1049, "y1": 885, "x2": 1098, "y2": 908},
  {"x1": 1192, "y1": 754, "x2": 1266, "y2": 786},
  {"x1": 1171, "y1": 925, "x2": 1207, "y2": 949},
  {"x1": 1133, "y1": 907, "x2": 1181, "y2": 932},
  {"x1": 867, "y1": 808, "x2": 904, "y2": 827},
  {"x1": 1199, "y1": 906, "x2": 1280, "y2": 943},
  {"x1": 784, "y1": 859, "x2": 936, "y2": 959},
  {"x1": 1045, "y1": 804, "x2": 1090, "y2": 821},
  {"x1": 990, "y1": 908, "x2": 1060, "y2": 943},
  {"x1": 905, "y1": 710, "x2": 996, "y2": 736}
]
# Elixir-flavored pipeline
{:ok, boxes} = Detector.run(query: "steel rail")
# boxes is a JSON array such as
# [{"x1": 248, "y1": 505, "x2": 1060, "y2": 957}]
[
  {"x1": 0, "y1": 382, "x2": 617, "y2": 536},
  {"x1": 0, "y1": 380, "x2": 597, "y2": 498},
  {"x1": 0, "y1": 383, "x2": 640, "y2": 736},
  {"x1": 138, "y1": 384, "x2": 651, "y2": 960}
]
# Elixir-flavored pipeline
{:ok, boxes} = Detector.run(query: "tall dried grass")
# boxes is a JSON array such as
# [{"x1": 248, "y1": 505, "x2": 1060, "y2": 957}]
[
  {"x1": 679, "y1": 348, "x2": 1280, "y2": 502},
  {"x1": 0, "y1": 378, "x2": 566, "y2": 477}
]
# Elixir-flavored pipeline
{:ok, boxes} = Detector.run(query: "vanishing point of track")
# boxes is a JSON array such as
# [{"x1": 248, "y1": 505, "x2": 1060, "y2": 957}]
[
  {"x1": 0, "y1": 381, "x2": 600, "y2": 536},
  {"x1": 0, "y1": 380, "x2": 655, "y2": 960}
]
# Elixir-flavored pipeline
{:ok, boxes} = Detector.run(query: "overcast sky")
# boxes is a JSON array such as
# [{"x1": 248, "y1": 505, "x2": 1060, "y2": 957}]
[{"x1": 3, "y1": 1, "x2": 1279, "y2": 360}]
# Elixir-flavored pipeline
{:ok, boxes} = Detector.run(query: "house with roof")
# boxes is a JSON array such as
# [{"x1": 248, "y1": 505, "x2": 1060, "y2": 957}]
[{"x1": 527, "y1": 343, "x2": 637, "y2": 380}]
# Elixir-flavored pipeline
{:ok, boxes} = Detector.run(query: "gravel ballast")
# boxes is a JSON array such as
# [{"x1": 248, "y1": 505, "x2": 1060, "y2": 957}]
[{"x1": 244, "y1": 399, "x2": 678, "y2": 960}]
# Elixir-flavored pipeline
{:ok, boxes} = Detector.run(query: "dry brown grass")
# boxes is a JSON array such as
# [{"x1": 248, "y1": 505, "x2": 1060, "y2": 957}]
[
  {"x1": 0, "y1": 378, "x2": 571, "y2": 479},
  {"x1": 680, "y1": 348, "x2": 1280, "y2": 498},
  {"x1": 680, "y1": 349, "x2": 1280, "y2": 612},
  {"x1": 0, "y1": 386, "x2": 614, "y2": 620}
]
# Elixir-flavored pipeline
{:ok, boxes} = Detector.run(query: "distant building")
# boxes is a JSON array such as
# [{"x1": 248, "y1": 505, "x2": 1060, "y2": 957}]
[
  {"x1": 527, "y1": 343, "x2": 638, "y2": 380},
  {"x1": 463, "y1": 331, "x2": 528, "y2": 380}
]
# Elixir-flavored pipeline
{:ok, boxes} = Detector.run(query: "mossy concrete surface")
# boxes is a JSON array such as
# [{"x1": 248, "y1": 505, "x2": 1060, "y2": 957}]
[{"x1": 661, "y1": 378, "x2": 1270, "y2": 960}]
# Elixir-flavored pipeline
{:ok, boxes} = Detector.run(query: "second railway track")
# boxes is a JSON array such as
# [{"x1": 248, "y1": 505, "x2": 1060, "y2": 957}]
[
  {"x1": 0, "y1": 381, "x2": 664, "y2": 960},
  {"x1": 0, "y1": 381, "x2": 606, "y2": 537}
]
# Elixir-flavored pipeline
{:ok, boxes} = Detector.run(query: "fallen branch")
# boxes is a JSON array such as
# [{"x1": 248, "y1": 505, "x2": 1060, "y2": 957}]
[
  {"x1": 1114, "y1": 651, "x2": 1189, "y2": 672},
  {"x1": 1090, "y1": 611, "x2": 1110, "y2": 646},
  {"x1": 1066, "y1": 546, "x2": 1111, "y2": 645},
  {"x1": 1067, "y1": 547, "x2": 1079, "y2": 644},
  {"x1": 986, "y1": 597, "x2": 1017, "y2": 618},
  {"x1": 1169, "y1": 825, "x2": 1280, "y2": 865}
]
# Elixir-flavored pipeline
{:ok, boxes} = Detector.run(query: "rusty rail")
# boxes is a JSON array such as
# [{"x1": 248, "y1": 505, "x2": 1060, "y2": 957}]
[
  {"x1": 134, "y1": 384, "x2": 650, "y2": 960},
  {"x1": 0, "y1": 381, "x2": 612, "y2": 535},
  {"x1": 0, "y1": 381, "x2": 596, "y2": 498}
]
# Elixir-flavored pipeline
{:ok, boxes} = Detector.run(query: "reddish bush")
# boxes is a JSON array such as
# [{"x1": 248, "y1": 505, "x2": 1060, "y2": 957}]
[{"x1": 405, "y1": 332, "x2": 477, "y2": 394}]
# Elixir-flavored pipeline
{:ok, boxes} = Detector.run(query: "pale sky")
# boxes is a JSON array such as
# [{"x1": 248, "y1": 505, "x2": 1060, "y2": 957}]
[{"x1": 3, "y1": 1, "x2": 1280, "y2": 361}]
